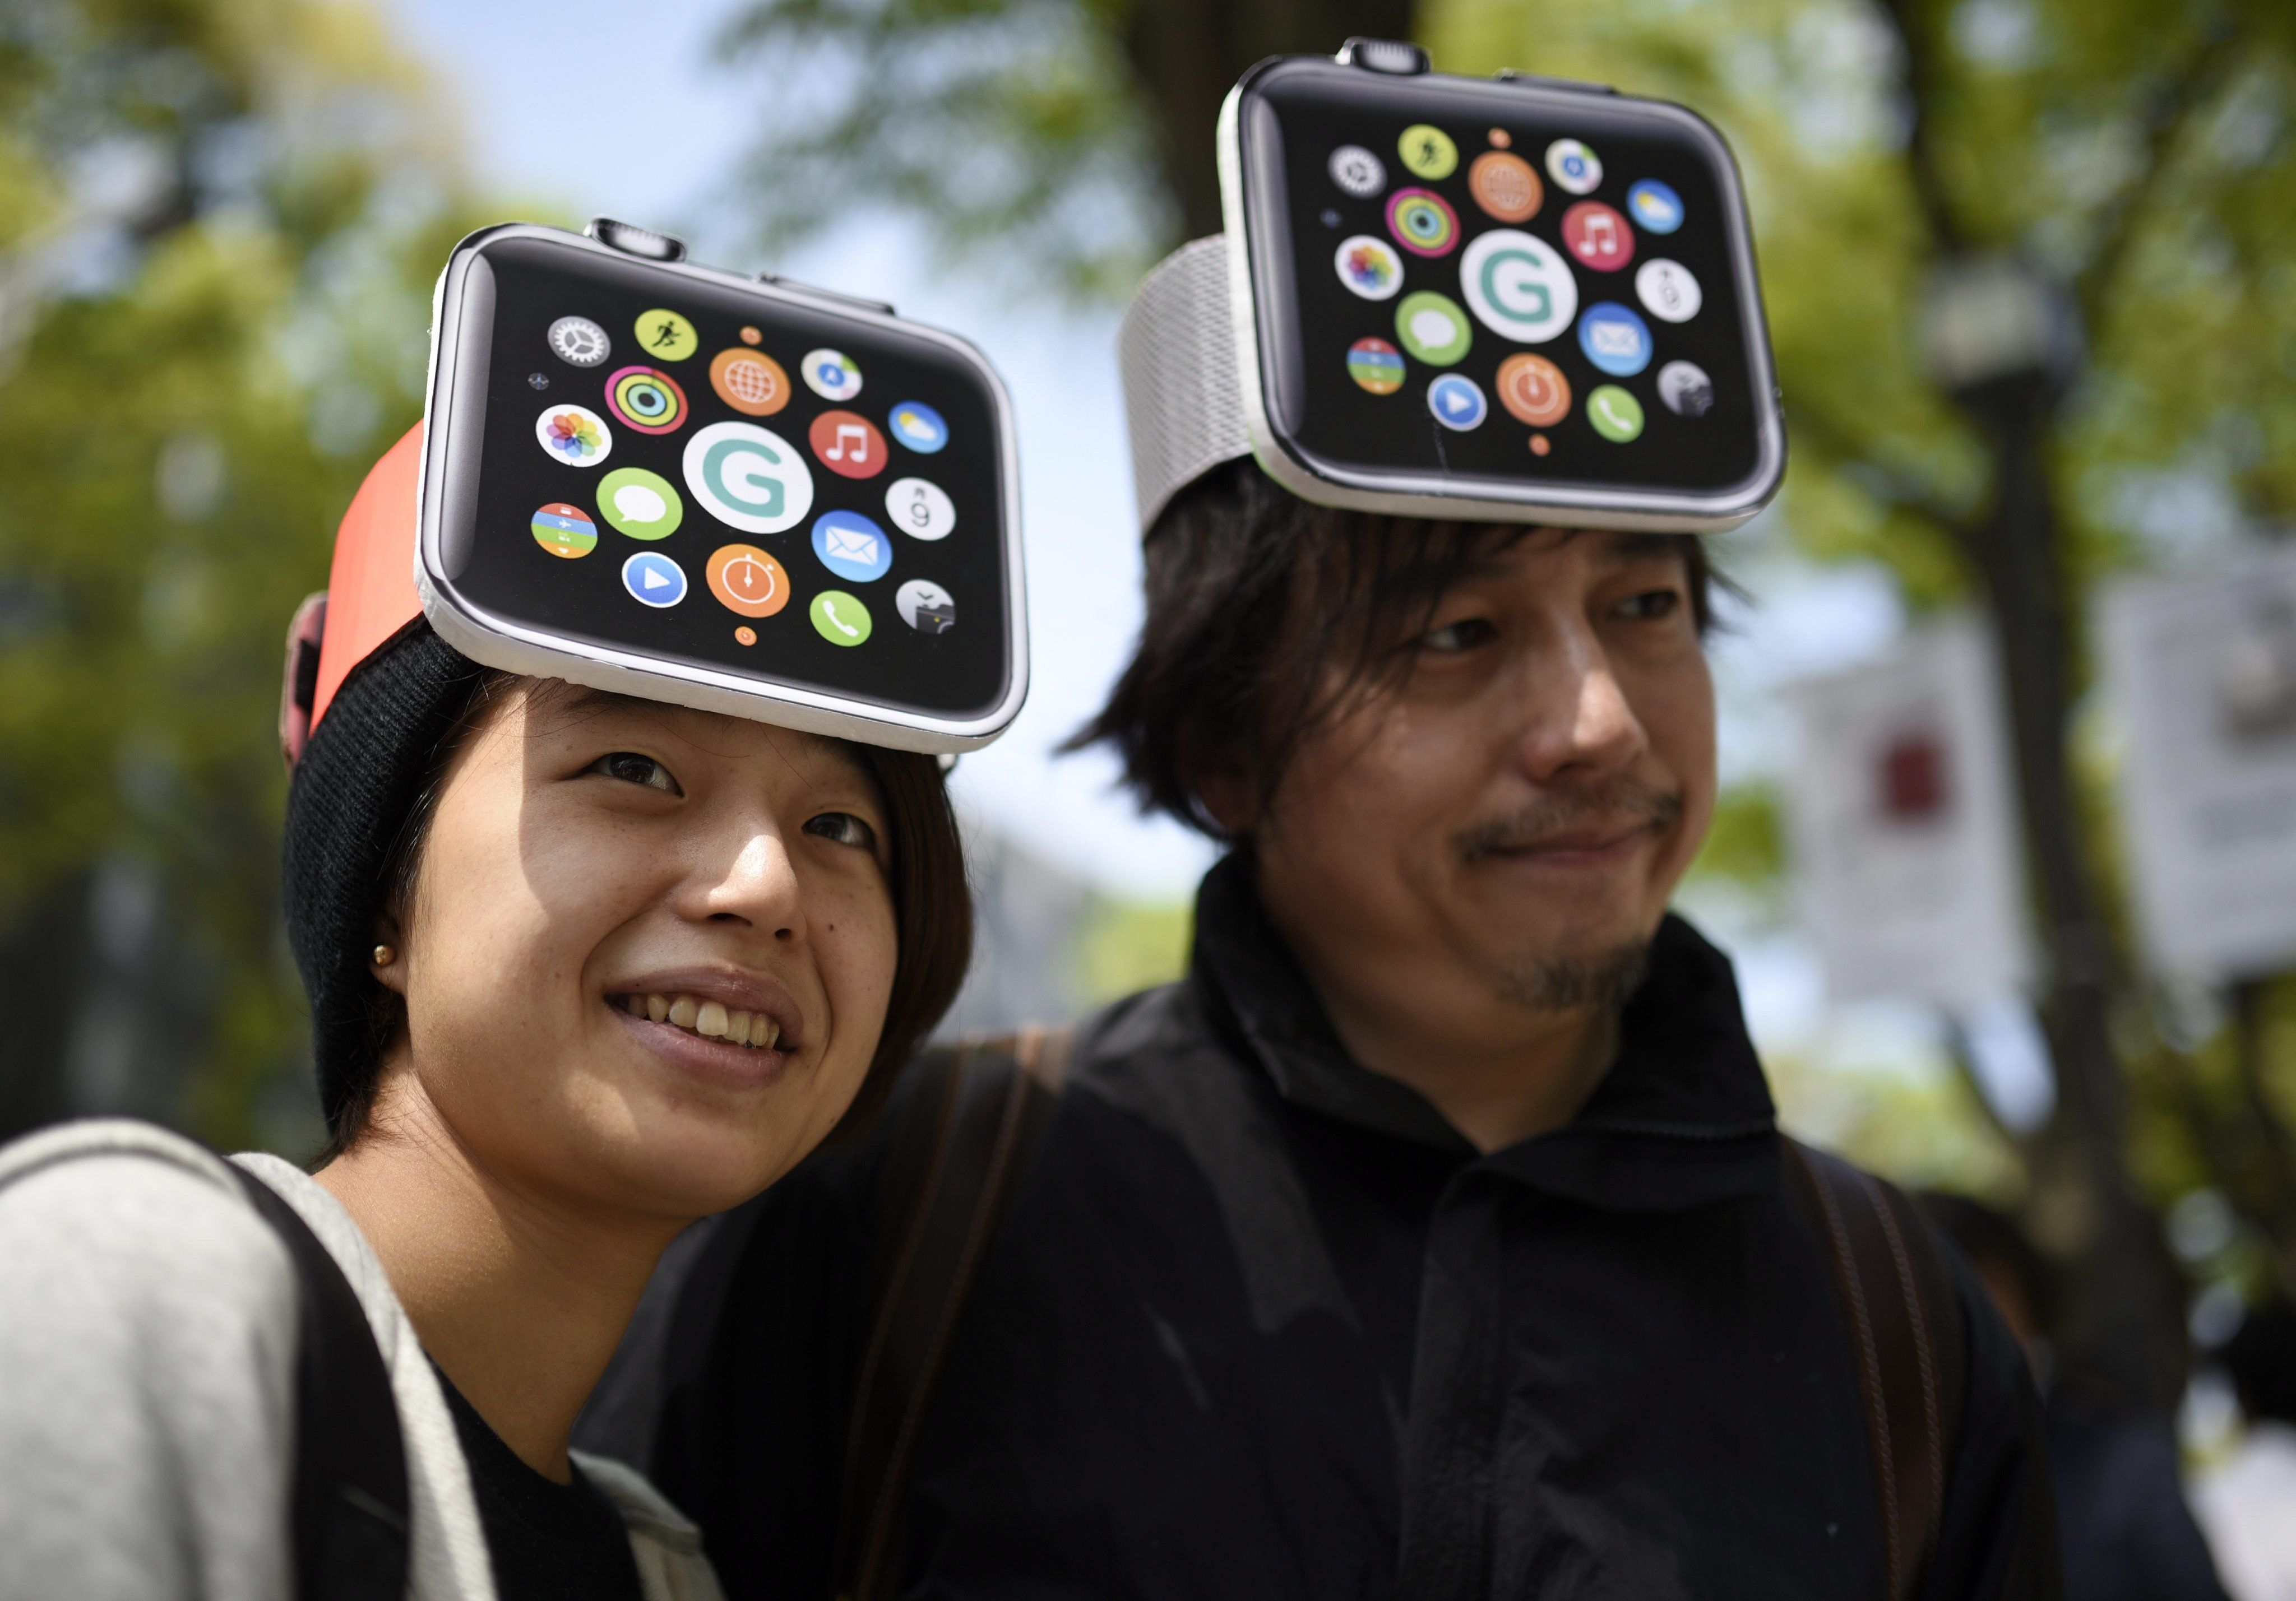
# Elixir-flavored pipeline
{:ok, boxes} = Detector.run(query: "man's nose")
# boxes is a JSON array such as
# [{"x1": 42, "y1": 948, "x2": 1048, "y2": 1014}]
[{"x1": 1512, "y1": 621, "x2": 1648, "y2": 783}]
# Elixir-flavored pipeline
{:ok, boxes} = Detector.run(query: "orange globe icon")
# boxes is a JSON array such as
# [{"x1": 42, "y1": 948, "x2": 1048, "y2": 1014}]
[
  {"x1": 710, "y1": 348, "x2": 792, "y2": 417},
  {"x1": 707, "y1": 544, "x2": 791, "y2": 618}
]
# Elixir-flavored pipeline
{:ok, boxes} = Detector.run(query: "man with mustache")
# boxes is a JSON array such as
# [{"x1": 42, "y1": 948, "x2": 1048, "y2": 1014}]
[{"x1": 588, "y1": 249, "x2": 2059, "y2": 1599}]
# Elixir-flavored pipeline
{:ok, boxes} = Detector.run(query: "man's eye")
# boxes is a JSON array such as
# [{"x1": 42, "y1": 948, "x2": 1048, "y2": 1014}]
[
  {"x1": 1618, "y1": 588, "x2": 1682, "y2": 621},
  {"x1": 804, "y1": 811, "x2": 879, "y2": 852},
  {"x1": 591, "y1": 752, "x2": 680, "y2": 793},
  {"x1": 1420, "y1": 618, "x2": 1497, "y2": 653}
]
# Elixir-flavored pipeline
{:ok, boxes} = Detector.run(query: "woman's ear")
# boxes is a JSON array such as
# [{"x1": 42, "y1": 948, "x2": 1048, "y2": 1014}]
[{"x1": 369, "y1": 915, "x2": 408, "y2": 997}]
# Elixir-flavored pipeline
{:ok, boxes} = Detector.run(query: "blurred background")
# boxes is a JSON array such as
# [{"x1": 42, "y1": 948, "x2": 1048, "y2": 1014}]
[{"x1": 2, "y1": 0, "x2": 2293, "y2": 1575}]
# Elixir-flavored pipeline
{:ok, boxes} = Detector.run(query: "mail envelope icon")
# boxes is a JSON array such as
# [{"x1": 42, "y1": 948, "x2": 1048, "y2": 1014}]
[
  {"x1": 827, "y1": 527, "x2": 881, "y2": 566},
  {"x1": 1590, "y1": 322, "x2": 1640, "y2": 357}
]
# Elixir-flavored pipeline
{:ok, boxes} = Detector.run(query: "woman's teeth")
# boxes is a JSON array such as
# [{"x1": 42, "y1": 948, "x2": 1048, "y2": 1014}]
[{"x1": 624, "y1": 992, "x2": 781, "y2": 1050}]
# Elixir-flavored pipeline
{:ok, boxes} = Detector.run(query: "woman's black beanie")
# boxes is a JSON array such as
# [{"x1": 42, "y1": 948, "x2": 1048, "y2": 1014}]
[{"x1": 283, "y1": 621, "x2": 490, "y2": 1134}]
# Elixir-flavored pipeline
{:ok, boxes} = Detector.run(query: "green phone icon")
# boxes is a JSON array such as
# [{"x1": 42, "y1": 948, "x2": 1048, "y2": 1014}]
[
  {"x1": 1587, "y1": 385, "x2": 1645, "y2": 443},
  {"x1": 810, "y1": 590, "x2": 872, "y2": 647}
]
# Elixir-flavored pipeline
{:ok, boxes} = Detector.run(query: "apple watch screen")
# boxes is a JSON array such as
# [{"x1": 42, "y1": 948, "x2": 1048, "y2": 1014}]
[
  {"x1": 438, "y1": 233, "x2": 1010, "y2": 721},
  {"x1": 1240, "y1": 62, "x2": 1769, "y2": 498}
]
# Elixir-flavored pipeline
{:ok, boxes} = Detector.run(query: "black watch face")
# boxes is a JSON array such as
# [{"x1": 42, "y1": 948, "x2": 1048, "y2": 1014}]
[
  {"x1": 1242, "y1": 63, "x2": 1767, "y2": 499},
  {"x1": 436, "y1": 233, "x2": 1010, "y2": 721}
]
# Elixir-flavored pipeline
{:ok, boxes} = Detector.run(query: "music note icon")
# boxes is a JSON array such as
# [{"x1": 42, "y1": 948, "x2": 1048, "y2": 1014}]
[
  {"x1": 1563, "y1": 201, "x2": 1635, "y2": 272},
  {"x1": 808, "y1": 410, "x2": 888, "y2": 479}
]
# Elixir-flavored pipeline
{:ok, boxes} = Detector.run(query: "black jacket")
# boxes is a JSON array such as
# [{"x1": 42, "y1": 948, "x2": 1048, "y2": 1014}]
[{"x1": 604, "y1": 856, "x2": 2059, "y2": 1599}]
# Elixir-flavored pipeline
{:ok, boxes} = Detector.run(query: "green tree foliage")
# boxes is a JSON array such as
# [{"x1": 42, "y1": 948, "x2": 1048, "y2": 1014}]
[{"x1": 0, "y1": 0, "x2": 485, "y2": 1148}]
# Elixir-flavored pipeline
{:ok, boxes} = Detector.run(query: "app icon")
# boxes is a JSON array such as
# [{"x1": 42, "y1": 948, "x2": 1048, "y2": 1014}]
[
  {"x1": 604, "y1": 365, "x2": 689, "y2": 434},
  {"x1": 1577, "y1": 302, "x2": 1653, "y2": 377},
  {"x1": 1561, "y1": 201, "x2": 1635, "y2": 272},
  {"x1": 1495, "y1": 354, "x2": 1572, "y2": 426},
  {"x1": 1394, "y1": 291, "x2": 1472, "y2": 365},
  {"x1": 888, "y1": 401, "x2": 949, "y2": 454},
  {"x1": 739, "y1": 326, "x2": 763, "y2": 346},
  {"x1": 1546, "y1": 138, "x2": 1602, "y2": 195},
  {"x1": 1657, "y1": 360, "x2": 1716, "y2": 417},
  {"x1": 1427, "y1": 373, "x2": 1488, "y2": 431},
  {"x1": 635, "y1": 309, "x2": 698, "y2": 362},
  {"x1": 1385, "y1": 188, "x2": 1460, "y2": 258},
  {"x1": 809, "y1": 410, "x2": 887, "y2": 479},
  {"x1": 802, "y1": 348, "x2": 862, "y2": 401},
  {"x1": 598, "y1": 467, "x2": 684, "y2": 541},
  {"x1": 530, "y1": 502, "x2": 596, "y2": 559},
  {"x1": 1459, "y1": 230, "x2": 1577, "y2": 344},
  {"x1": 1334, "y1": 235, "x2": 1405, "y2": 300},
  {"x1": 622, "y1": 551, "x2": 688, "y2": 607},
  {"x1": 1587, "y1": 384, "x2": 1645, "y2": 442},
  {"x1": 896, "y1": 578, "x2": 955, "y2": 634},
  {"x1": 811, "y1": 590, "x2": 872, "y2": 647},
  {"x1": 548, "y1": 315, "x2": 610, "y2": 367},
  {"x1": 1635, "y1": 258, "x2": 1701, "y2": 323},
  {"x1": 735, "y1": 627, "x2": 757, "y2": 646},
  {"x1": 1468, "y1": 151, "x2": 1543, "y2": 223},
  {"x1": 535, "y1": 403, "x2": 612, "y2": 468},
  {"x1": 1347, "y1": 336, "x2": 1406, "y2": 395},
  {"x1": 1627, "y1": 179, "x2": 1684, "y2": 235},
  {"x1": 529, "y1": 372, "x2": 550, "y2": 391},
  {"x1": 885, "y1": 476, "x2": 956, "y2": 541},
  {"x1": 683, "y1": 420, "x2": 814, "y2": 535},
  {"x1": 1328, "y1": 145, "x2": 1386, "y2": 198},
  {"x1": 710, "y1": 347, "x2": 791, "y2": 416},
  {"x1": 706, "y1": 543, "x2": 791, "y2": 618},
  {"x1": 812, "y1": 509, "x2": 893, "y2": 583},
  {"x1": 1397, "y1": 124, "x2": 1457, "y2": 180}
]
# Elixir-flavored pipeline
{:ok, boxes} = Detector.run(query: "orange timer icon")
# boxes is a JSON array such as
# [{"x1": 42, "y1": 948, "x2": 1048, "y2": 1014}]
[{"x1": 707, "y1": 544, "x2": 792, "y2": 618}]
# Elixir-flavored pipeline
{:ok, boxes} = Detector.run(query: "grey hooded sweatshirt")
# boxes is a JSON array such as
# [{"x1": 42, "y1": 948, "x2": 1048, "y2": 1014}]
[{"x1": 0, "y1": 1117, "x2": 723, "y2": 1601}]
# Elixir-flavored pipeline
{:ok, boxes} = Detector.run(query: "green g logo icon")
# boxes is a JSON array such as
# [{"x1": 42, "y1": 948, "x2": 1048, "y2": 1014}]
[{"x1": 682, "y1": 421, "x2": 814, "y2": 535}]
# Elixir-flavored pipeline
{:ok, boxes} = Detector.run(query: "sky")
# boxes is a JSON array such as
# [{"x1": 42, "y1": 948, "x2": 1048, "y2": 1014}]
[{"x1": 375, "y1": 0, "x2": 2057, "y2": 1104}]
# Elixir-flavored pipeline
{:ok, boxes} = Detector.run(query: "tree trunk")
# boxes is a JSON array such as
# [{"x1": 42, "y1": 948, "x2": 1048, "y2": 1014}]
[{"x1": 1121, "y1": 0, "x2": 1417, "y2": 242}]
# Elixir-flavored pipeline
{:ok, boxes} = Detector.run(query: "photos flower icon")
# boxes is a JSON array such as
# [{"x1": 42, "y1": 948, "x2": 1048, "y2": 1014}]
[{"x1": 534, "y1": 403, "x2": 613, "y2": 468}]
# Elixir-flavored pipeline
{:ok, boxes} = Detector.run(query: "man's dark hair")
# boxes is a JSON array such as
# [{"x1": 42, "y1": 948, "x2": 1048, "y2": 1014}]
[
  {"x1": 2224, "y1": 1296, "x2": 2296, "y2": 1424},
  {"x1": 1067, "y1": 460, "x2": 1718, "y2": 838}
]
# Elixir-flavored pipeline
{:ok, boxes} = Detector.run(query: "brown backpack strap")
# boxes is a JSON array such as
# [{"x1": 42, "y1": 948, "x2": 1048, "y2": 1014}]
[
  {"x1": 1786, "y1": 1139, "x2": 1966, "y2": 1601},
  {"x1": 836, "y1": 1026, "x2": 1075, "y2": 1601}
]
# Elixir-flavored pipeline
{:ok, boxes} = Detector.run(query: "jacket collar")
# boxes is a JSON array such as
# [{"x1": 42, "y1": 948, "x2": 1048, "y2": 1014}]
[{"x1": 1187, "y1": 852, "x2": 1778, "y2": 1210}]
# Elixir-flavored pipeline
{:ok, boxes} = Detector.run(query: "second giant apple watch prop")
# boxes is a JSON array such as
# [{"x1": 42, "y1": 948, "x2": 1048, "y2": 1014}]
[{"x1": 1121, "y1": 42, "x2": 1785, "y2": 534}]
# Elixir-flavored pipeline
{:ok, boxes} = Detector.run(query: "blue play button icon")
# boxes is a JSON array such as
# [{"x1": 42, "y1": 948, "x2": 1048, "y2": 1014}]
[
  {"x1": 1425, "y1": 373, "x2": 1488, "y2": 432},
  {"x1": 621, "y1": 550, "x2": 688, "y2": 608}
]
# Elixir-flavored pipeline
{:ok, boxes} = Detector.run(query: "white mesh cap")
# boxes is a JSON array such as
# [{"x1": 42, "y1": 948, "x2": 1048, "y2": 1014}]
[{"x1": 1117, "y1": 235, "x2": 1252, "y2": 533}]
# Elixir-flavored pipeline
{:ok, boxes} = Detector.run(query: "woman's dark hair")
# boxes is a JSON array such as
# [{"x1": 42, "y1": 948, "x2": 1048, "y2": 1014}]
[
  {"x1": 1066, "y1": 460, "x2": 1717, "y2": 838},
  {"x1": 318, "y1": 673, "x2": 970, "y2": 1160}
]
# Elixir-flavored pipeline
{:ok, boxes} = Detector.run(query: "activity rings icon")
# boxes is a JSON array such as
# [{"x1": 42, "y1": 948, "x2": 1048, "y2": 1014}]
[
  {"x1": 1385, "y1": 189, "x2": 1460, "y2": 258},
  {"x1": 604, "y1": 366, "x2": 689, "y2": 434}
]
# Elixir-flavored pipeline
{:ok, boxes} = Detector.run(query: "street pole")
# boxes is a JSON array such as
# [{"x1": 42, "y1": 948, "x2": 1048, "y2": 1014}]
[{"x1": 1925, "y1": 259, "x2": 2184, "y2": 1413}]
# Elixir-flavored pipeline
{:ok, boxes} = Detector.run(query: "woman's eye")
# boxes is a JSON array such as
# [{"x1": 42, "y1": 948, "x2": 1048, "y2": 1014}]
[
  {"x1": 1419, "y1": 617, "x2": 1498, "y2": 654},
  {"x1": 1618, "y1": 588, "x2": 1683, "y2": 622},
  {"x1": 804, "y1": 811, "x2": 879, "y2": 852},
  {"x1": 590, "y1": 752, "x2": 680, "y2": 793}
]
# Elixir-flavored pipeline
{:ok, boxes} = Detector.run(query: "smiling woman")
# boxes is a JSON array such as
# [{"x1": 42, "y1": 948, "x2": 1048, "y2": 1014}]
[{"x1": 0, "y1": 617, "x2": 971, "y2": 1600}]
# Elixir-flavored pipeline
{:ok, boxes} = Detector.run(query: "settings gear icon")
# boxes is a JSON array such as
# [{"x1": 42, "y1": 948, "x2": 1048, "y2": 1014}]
[{"x1": 547, "y1": 315, "x2": 610, "y2": 368}]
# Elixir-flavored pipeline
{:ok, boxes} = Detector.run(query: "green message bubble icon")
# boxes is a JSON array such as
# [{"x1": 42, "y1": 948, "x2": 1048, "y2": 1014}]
[
  {"x1": 598, "y1": 467, "x2": 684, "y2": 541},
  {"x1": 1395, "y1": 291, "x2": 1473, "y2": 366}
]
